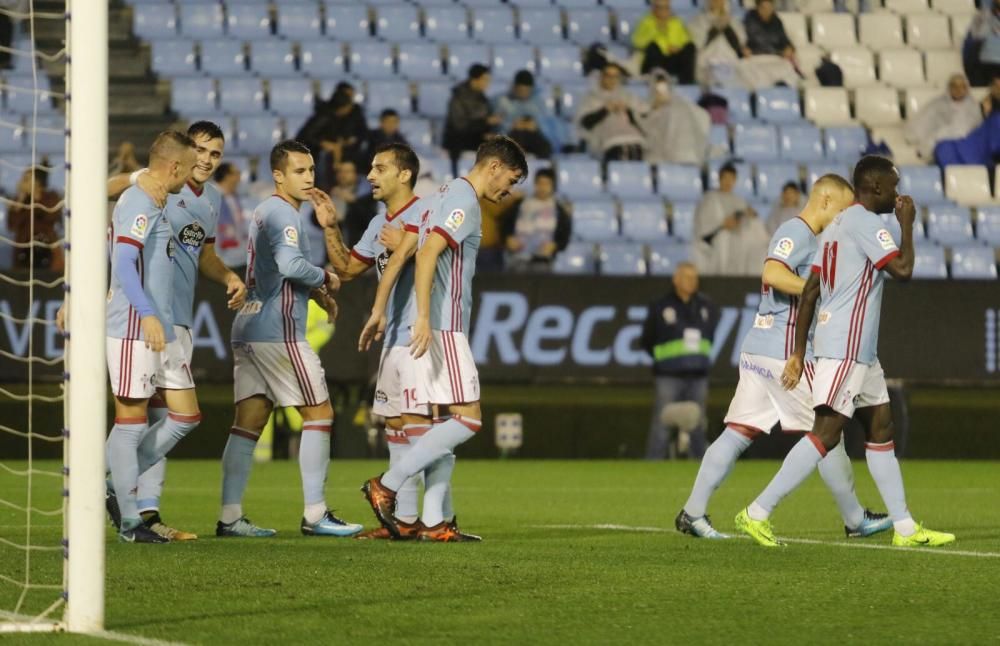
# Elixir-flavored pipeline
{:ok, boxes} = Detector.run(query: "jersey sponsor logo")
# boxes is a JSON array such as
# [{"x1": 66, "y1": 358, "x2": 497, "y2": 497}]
[
  {"x1": 662, "y1": 307, "x2": 676, "y2": 325},
  {"x1": 376, "y1": 251, "x2": 390, "y2": 279},
  {"x1": 178, "y1": 222, "x2": 207, "y2": 252},
  {"x1": 106, "y1": 288, "x2": 114, "y2": 303},
  {"x1": 773, "y1": 237, "x2": 794, "y2": 259},
  {"x1": 237, "y1": 300, "x2": 263, "y2": 316},
  {"x1": 130, "y1": 214, "x2": 148, "y2": 239},
  {"x1": 283, "y1": 226, "x2": 299, "y2": 247},
  {"x1": 818, "y1": 311, "x2": 831, "y2": 325},
  {"x1": 167, "y1": 237, "x2": 177, "y2": 260},
  {"x1": 444, "y1": 208, "x2": 465, "y2": 233},
  {"x1": 740, "y1": 356, "x2": 775, "y2": 379},
  {"x1": 876, "y1": 228, "x2": 896, "y2": 251},
  {"x1": 753, "y1": 314, "x2": 774, "y2": 329}
]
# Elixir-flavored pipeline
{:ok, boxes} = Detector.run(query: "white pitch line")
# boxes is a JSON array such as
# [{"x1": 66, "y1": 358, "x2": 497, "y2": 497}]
[
  {"x1": 0, "y1": 610, "x2": 189, "y2": 646},
  {"x1": 87, "y1": 629, "x2": 191, "y2": 646},
  {"x1": 534, "y1": 524, "x2": 1000, "y2": 559}
]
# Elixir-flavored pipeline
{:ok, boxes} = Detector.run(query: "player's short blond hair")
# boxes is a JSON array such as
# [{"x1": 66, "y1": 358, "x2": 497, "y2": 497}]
[
  {"x1": 149, "y1": 130, "x2": 196, "y2": 165},
  {"x1": 811, "y1": 173, "x2": 854, "y2": 199}
]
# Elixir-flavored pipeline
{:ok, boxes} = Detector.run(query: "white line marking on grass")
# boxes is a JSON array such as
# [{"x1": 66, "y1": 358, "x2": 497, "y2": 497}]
[
  {"x1": 0, "y1": 611, "x2": 189, "y2": 645},
  {"x1": 534, "y1": 524, "x2": 1000, "y2": 559},
  {"x1": 87, "y1": 629, "x2": 191, "y2": 646}
]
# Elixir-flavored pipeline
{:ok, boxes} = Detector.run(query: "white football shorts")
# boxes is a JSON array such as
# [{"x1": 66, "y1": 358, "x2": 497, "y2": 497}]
[
  {"x1": 107, "y1": 336, "x2": 162, "y2": 400},
  {"x1": 724, "y1": 352, "x2": 816, "y2": 436},
  {"x1": 373, "y1": 344, "x2": 418, "y2": 419},
  {"x1": 153, "y1": 325, "x2": 195, "y2": 390},
  {"x1": 404, "y1": 330, "x2": 479, "y2": 412},
  {"x1": 232, "y1": 341, "x2": 329, "y2": 408},
  {"x1": 812, "y1": 357, "x2": 890, "y2": 419}
]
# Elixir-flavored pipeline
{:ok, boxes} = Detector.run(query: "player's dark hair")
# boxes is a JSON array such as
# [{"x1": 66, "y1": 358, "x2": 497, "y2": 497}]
[
  {"x1": 782, "y1": 180, "x2": 800, "y2": 192},
  {"x1": 28, "y1": 165, "x2": 48, "y2": 188},
  {"x1": 535, "y1": 167, "x2": 556, "y2": 188},
  {"x1": 187, "y1": 120, "x2": 225, "y2": 143},
  {"x1": 852, "y1": 155, "x2": 895, "y2": 192},
  {"x1": 379, "y1": 108, "x2": 399, "y2": 120},
  {"x1": 213, "y1": 162, "x2": 238, "y2": 183},
  {"x1": 475, "y1": 135, "x2": 528, "y2": 179},
  {"x1": 270, "y1": 139, "x2": 312, "y2": 173},
  {"x1": 375, "y1": 142, "x2": 419, "y2": 189},
  {"x1": 719, "y1": 162, "x2": 738, "y2": 177},
  {"x1": 149, "y1": 130, "x2": 196, "y2": 164},
  {"x1": 468, "y1": 63, "x2": 490, "y2": 80}
]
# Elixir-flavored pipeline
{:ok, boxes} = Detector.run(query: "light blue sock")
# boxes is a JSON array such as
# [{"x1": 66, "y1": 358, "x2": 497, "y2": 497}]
[
  {"x1": 422, "y1": 453, "x2": 456, "y2": 527},
  {"x1": 220, "y1": 427, "x2": 259, "y2": 523},
  {"x1": 749, "y1": 434, "x2": 826, "y2": 521},
  {"x1": 865, "y1": 440, "x2": 914, "y2": 533},
  {"x1": 300, "y1": 420, "x2": 332, "y2": 523},
  {"x1": 136, "y1": 403, "x2": 168, "y2": 513},
  {"x1": 683, "y1": 427, "x2": 753, "y2": 518},
  {"x1": 381, "y1": 416, "x2": 480, "y2": 491},
  {"x1": 817, "y1": 435, "x2": 865, "y2": 529},
  {"x1": 137, "y1": 411, "x2": 201, "y2": 474},
  {"x1": 392, "y1": 424, "x2": 427, "y2": 523},
  {"x1": 108, "y1": 417, "x2": 147, "y2": 529}
]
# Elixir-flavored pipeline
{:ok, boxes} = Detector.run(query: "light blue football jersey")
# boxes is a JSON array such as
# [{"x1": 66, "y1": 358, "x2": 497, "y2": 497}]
[
  {"x1": 351, "y1": 195, "x2": 423, "y2": 348},
  {"x1": 231, "y1": 195, "x2": 327, "y2": 343},
  {"x1": 810, "y1": 204, "x2": 900, "y2": 365},
  {"x1": 166, "y1": 181, "x2": 221, "y2": 328},
  {"x1": 106, "y1": 186, "x2": 176, "y2": 343},
  {"x1": 416, "y1": 178, "x2": 481, "y2": 333},
  {"x1": 741, "y1": 217, "x2": 818, "y2": 361}
]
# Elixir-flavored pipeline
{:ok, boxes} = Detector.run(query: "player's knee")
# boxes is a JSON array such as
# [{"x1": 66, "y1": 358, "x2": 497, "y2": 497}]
[
  {"x1": 305, "y1": 400, "x2": 334, "y2": 421},
  {"x1": 867, "y1": 420, "x2": 894, "y2": 444}
]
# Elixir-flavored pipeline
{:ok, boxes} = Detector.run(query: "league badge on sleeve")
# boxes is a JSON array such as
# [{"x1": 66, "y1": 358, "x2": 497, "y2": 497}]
[
  {"x1": 130, "y1": 214, "x2": 148, "y2": 240},
  {"x1": 773, "y1": 237, "x2": 794, "y2": 259},
  {"x1": 876, "y1": 229, "x2": 896, "y2": 251},
  {"x1": 444, "y1": 208, "x2": 465, "y2": 233},
  {"x1": 283, "y1": 226, "x2": 299, "y2": 247}
]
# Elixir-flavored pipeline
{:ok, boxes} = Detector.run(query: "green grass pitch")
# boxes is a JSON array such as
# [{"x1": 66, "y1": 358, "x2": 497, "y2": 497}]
[{"x1": 2, "y1": 459, "x2": 998, "y2": 644}]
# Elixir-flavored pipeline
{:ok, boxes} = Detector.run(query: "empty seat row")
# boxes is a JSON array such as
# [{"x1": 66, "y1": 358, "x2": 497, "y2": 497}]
[
  {"x1": 0, "y1": 114, "x2": 65, "y2": 154},
  {"x1": 783, "y1": 11, "x2": 966, "y2": 51},
  {"x1": 911, "y1": 244, "x2": 998, "y2": 279},
  {"x1": 553, "y1": 241, "x2": 692, "y2": 277},
  {"x1": 804, "y1": 78, "x2": 964, "y2": 129}
]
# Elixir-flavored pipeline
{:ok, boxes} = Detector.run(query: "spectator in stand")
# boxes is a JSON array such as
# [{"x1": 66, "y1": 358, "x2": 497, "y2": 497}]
[
  {"x1": 766, "y1": 181, "x2": 803, "y2": 235},
  {"x1": 905, "y1": 74, "x2": 982, "y2": 160},
  {"x1": 744, "y1": 0, "x2": 794, "y2": 62},
  {"x1": 639, "y1": 72, "x2": 711, "y2": 165},
  {"x1": 443, "y1": 64, "x2": 502, "y2": 168},
  {"x1": 688, "y1": 0, "x2": 750, "y2": 61},
  {"x1": 212, "y1": 162, "x2": 249, "y2": 270},
  {"x1": 295, "y1": 81, "x2": 368, "y2": 191},
  {"x1": 578, "y1": 63, "x2": 646, "y2": 163},
  {"x1": 966, "y1": 0, "x2": 1000, "y2": 86},
  {"x1": 108, "y1": 141, "x2": 142, "y2": 176},
  {"x1": 631, "y1": 0, "x2": 696, "y2": 84},
  {"x1": 329, "y1": 160, "x2": 377, "y2": 248},
  {"x1": 495, "y1": 70, "x2": 563, "y2": 159},
  {"x1": 8, "y1": 166, "x2": 62, "y2": 271},
  {"x1": 502, "y1": 168, "x2": 572, "y2": 272},
  {"x1": 693, "y1": 163, "x2": 769, "y2": 275},
  {"x1": 366, "y1": 109, "x2": 409, "y2": 157},
  {"x1": 980, "y1": 76, "x2": 1000, "y2": 118}
]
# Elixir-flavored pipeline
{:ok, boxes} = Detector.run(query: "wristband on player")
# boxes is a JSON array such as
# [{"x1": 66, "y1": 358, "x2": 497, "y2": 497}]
[{"x1": 129, "y1": 168, "x2": 149, "y2": 185}]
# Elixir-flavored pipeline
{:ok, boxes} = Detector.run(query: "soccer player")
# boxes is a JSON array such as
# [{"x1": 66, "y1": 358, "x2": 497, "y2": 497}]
[
  {"x1": 106, "y1": 121, "x2": 247, "y2": 541},
  {"x1": 359, "y1": 136, "x2": 528, "y2": 541},
  {"x1": 735, "y1": 156, "x2": 956, "y2": 547},
  {"x1": 676, "y1": 175, "x2": 892, "y2": 540},
  {"x1": 312, "y1": 142, "x2": 428, "y2": 540},
  {"x1": 105, "y1": 131, "x2": 197, "y2": 543},
  {"x1": 218, "y1": 139, "x2": 362, "y2": 538}
]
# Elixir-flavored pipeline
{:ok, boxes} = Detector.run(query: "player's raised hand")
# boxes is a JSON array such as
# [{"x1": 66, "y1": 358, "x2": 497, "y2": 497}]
[
  {"x1": 140, "y1": 315, "x2": 166, "y2": 352},
  {"x1": 225, "y1": 273, "x2": 247, "y2": 310},
  {"x1": 781, "y1": 355, "x2": 804, "y2": 391},
  {"x1": 358, "y1": 310, "x2": 387, "y2": 352},
  {"x1": 55, "y1": 301, "x2": 67, "y2": 334},
  {"x1": 137, "y1": 172, "x2": 168, "y2": 208},
  {"x1": 379, "y1": 224, "x2": 404, "y2": 252},
  {"x1": 894, "y1": 195, "x2": 916, "y2": 226},
  {"x1": 308, "y1": 189, "x2": 339, "y2": 228},
  {"x1": 409, "y1": 317, "x2": 432, "y2": 359}
]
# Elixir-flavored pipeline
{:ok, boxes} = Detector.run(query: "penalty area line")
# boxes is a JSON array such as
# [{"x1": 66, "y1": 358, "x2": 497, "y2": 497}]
[
  {"x1": 533, "y1": 524, "x2": 1000, "y2": 559},
  {"x1": 0, "y1": 610, "x2": 189, "y2": 645}
]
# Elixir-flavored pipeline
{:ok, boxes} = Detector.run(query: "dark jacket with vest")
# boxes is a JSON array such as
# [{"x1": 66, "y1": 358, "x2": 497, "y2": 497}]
[
  {"x1": 443, "y1": 81, "x2": 494, "y2": 154},
  {"x1": 640, "y1": 289, "x2": 720, "y2": 377}
]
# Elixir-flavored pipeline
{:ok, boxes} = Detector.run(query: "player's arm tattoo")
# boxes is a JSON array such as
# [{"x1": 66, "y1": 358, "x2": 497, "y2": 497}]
[
  {"x1": 791, "y1": 272, "x2": 820, "y2": 358},
  {"x1": 323, "y1": 224, "x2": 352, "y2": 275}
]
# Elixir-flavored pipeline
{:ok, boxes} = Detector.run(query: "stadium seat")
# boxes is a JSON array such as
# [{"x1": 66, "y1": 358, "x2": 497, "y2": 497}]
[
  {"x1": 171, "y1": 77, "x2": 217, "y2": 114},
  {"x1": 471, "y1": 7, "x2": 517, "y2": 43},
  {"x1": 557, "y1": 156, "x2": 604, "y2": 198},
  {"x1": 365, "y1": 80, "x2": 413, "y2": 117},
  {"x1": 399, "y1": 117, "x2": 434, "y2": 151},
  {"x1": 829, "y1": 47, "x2": 877, "y2": 88},
  {"x1": 375, "y1": 5, "x2": 422, "y2": 41},
  {"x1": 755, "y1": 87, "x2": 802, "y2": 123},
  {"x1": 855, "y1": 86, "x2": 902, "y2": 127},
  {"x1": 924, "y1": 49, "x2": 963, "y2": 83},
  {"x1": 613, "y1": 8, "x2": 646, "y2": 43},
  {"x1": 566, "y1": 8, "x2": 611, "y2": 44},
  {"x1": 804, "y1": 87, "x2": 852, "y2": 126},
  {"x1": 599, "y1": 242, "x2": 647, "y2": 276},
  {"x1": 903, "y1": 87, "x2": 940, "y2": 118},
  {"x1": 869, "y1": 125, "x2": 921, "y2": 165},
  {"x1": 555, "y1": 81, "x2": 589, "y2": 120},
  {"x1": 604, "y1": 0, "x2": 648, "y2": 7},
  {"x1": 519, "y1": 8, "x2": 565, "y2": 44},
  {"x1": 300, "y1": 41, "x2": 346, "y2": 78},
  {"x1": 795, "y1": 44, "x2": 825, "y2": 86},
  {"x1": 416, "y1": 80, "x2": 452, "y2": 118},
  {"x1": 219, "y1": 77, "x2": 266, "y2": 115},
  {"x1": 513, "y1": 0, "x2": 559, "y2": 6},
  {"x1": 823, "y1": 126, "x2": 867, "y2": 162},
  {"x1": 975, "y1": 207, "x2": 1000, "y2": 245},
  {"x1": 950, "y1": 13, "x2": 976, "y2": 42},
  {"x1": 927, "y1": 204, "x2": 975, "y2": 245},
  {"x1": 906, "y1": 13, "x2": 952, "y2": 49},
  {"x1": 648, "y1": 241, "x2": 692, "y2": 275},
  {"x1": 538, "y1": 44, "x2": 584, "y2": 82},
  {"x1": 446, "y1": 43, "x2": 491, "y2": 78},
  {"x1": 32, "y1": 115, "x2": 63, "y2": 155},
  {"x1": 325, "y1": 4, "x2": 372, "y2": 41},
  {"x1": 226, "y1": 3, "x2": 270, "y2": 40},
  {"x1": 912, "y1": 244, "x2": 948, "y2": 279},
  {"x1": 349, "y1": 42, "x2": 396, "y2": 80},
  {"x1": 199, "y1": 41, "x2": 246, "y2": 77},
  {"x1": 811, "y1": 13, "x2": 857, "y2": 48},
  {"x1": 887, "y1": 0, "x2": 930, "y2": 11},
  {"x1": 932, "y1": 0, "x2": 976, "y2": 13},
  {"x1": 859, "y1": 13, "x2": 904, "y2": 51},
  {"x1": 491, "y1": 45, "x2": 539, "y2": 82},
  {"x1": 420, "y1": 152, "x2": 454, "y2": 183},
  {"x1": 707, "y1": 160, "x2": 754, "y2": 199},
  {"x1": 805, "y1": 162, "x2": 850, "y2": 188},
  {"x1": 607, "y1": 160, "x2": 654, "y2": 197},
  {"x1": 398, "y1": 43, "x2": 446, "y2": 80},
  {"x1": 778, "y1": 12, "x2": 808, "y2": 48},
  {"x1": 655, "y1": 164, "x2": 703, "y2": 201},
  {"x1": 234, "y1": 115, "x2": 283, "y2": 154},
  {"x1": 620, "y1": 200, "x2": 668, "y2": 241},
  {"x1": 755, "y1": 162, "x2": 800, "y2": 201},
  {"x1": 5, "y1": 77, "x2": 56, "y2": 114},
  {"x1": 553, "y1": 241, "x2": 596, "y2": 274},
  {"x1": 899, "y1": 165, "x2": 944, "y2": 203},
  {"x1": 950, "y1": 244, "x2": 998, "y2": 279},
  {"x1": 178, "y1": 2, "x2": 225, "y2": 39},
  {"x1": 133, "y1": 4, "x2": 178, "y2": 40},
  {"x1": 558, "y1": 0, "x2": 603, "y2": 6},
  {"x1": 150, "y1": 40, "x2": 197, "y2": 77},
  {"x1": 715, "y1": 87, "x2": 753, "y2": 123},
  {"x1": 424, "y1": 4, "x2": 470, "y2": 42},
  {"x1": 276, "y1": 3, "x2": 322, "y2": 40},
  {"x1": 734, "y1": 123, "x2": 779, "y2": 161},
  {"x1": 572, "y1": 198, "x2": 619, "y2": 241},
  {"x1": 944, "y1": 165, "x2": 992, "y2": 206},
  {"x1": 669, "y1": 202, "x2": 697, "y2": 240},
  {"x1": 268, "y1": 78, "x2": 315, "y2": 117},
  {"x1": 878, "y1": 48, "x2": 926, "y2": 89},
  {"x1": 708, "y1": 124, "x2": 730, "y2": 159},
  {"x1": 250, "y1": 41, "x2": 297, "y2": 78},
  {"x1": 778, "y1": 123, "x2": 824, "y2": 162}
]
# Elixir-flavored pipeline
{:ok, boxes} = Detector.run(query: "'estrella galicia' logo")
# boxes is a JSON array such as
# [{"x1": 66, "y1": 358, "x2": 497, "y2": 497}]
[
  {"x1": 178, "y1": 222, "x2": 206, "y2": 253},
  {"x1": 375, "y1": 251, "x2": 390, "y2": 279},
  {"x1": 166, "y1": 237, "x2": 177, "y2": 261}
]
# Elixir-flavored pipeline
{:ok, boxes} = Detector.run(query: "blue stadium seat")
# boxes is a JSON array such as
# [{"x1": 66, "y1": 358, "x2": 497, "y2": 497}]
[
  {"x1": 614, "y1": 8, "x2": 646, "y2": 42},
  {"x1": 673, "y1": 84, "x2": 700, "y2": 104},
  {"x1": 599, "y1": 242, "x2": 647, "y2": 275},
  {"x1": 572, "y1": 198, "x2": 619, "y2": 241},
  {"x1": 224, "y1": 154, "x2": 251, "y2": 183},
  {"x1": 715, "y1": 87, "x2": 753, "y2": 123},
  {"x1": 912, "y1": 244, "x2": 948, "y2": 279},
  {"x1": 424, "y1": 4, "x2": 470, "y2": 42},
  {"x1": 421, "y1": 153, "x2": 454, "y2": 183},
  {"x1": 648, "y1": 241, "x2": 692, "y2": 275},
  {"x1": 734, "y1": 123, "x2": 779, "y2": 162},
  {"x1": 755, "y1": 86, "x2": 802, "y2": 123},
  {"x1": 926, "y1": 205, "x2": 974, "y2": 246},
  {"x1": 556, "y1": 81, "x2": 589, "y2": 118},
  {"x1": 446, "y1": 43, "x2": 491, "y2": 79},
  {"x1": 779, "y1": 123, "x2": 824, "y2": 162},
  {"x1": 5, "y1": 76, "x2": 55, "y2": 113},
  {"x1": 566, "y1": 8, "x2": 611, "y2": 44},
  {"x1": 268, "y1": 78, "x2": 315, "y2": 117},
  {"x1": 133, "y1": 3, "x2": 177, "y2": 40},
  {"x1": 234, "y1": 115, "x2": 283, "y2": 154},
  {"x1": 325, "y1": 4, "x2": 372, "y2": 41},
  {"x1": 471, "y1": 7, "x2": 517, "y2": 43},
  {"x1": 553, "y1": 242, "x2": 596, "y2": 274},
  {"x1": 151, "y1": 40, "x2": 197, "y2": 77},
  {"x1": 880, "y1": 213, "x2": 926, "y2": 246},
  {"x1": 276, "y1": 4, "x2": 321, "y2": 40},
  {"x1": 365, "y1": 80, "x2": 413, "y2": 117},
  {"x1": 708, "y1": 124, "x2": 730, "y2": 159},
  {"x1": 620, "y1": 200, "x2": 668, "y2": 241},
  {"x1": 399, "y1": 43, "x2": 445, "y2": 80},
  {"x1": 226, "y1": 2, "x2": 270, "y2": 40},
  {"x1": 349, "y1": 42, "x2": 396, "y2": 80},
  {"x1": 670, "y1": 202, "x2": 697, "y2": 240},
  {"x1": 178, "y1": 2, "x2": 224, "y2": 39},
  {"x1": 33, "y1": 115, "x2": 64, "y2": 155},
  {"x1": 558, "y1": 0, "x2": 602, "y2": 6},
  {"x1": 399, "y1": 117, "x2": 434, "y2": 150},
  {"x1": 755, "y1": 163, "x2": 799, "y2": 202},
  {"x1": 219, "y1": 77, "x2": 265, "y2": 115},
  {"x1": 656, "y1": 164, "x2": 703, "y2": 201},
  {"x1": 250, "y1": 40, "x2": 298, "y2": 77},
  {"x1": 300, "y1": 41, "x2": 346, "y2": 78},
  {"x1": 184, "y1": 114, "x2": 234, "y2": 143},
  {"x1": 0, "y1": 155, "x2": 31, "y2": 194},
  {"x1": 518, "y1": 8, "x2": 565, "y2": 44},
  {"x1": 823, "y1": 126, "x2": 868, "y2": 162},
  {"x1": 899, "y1": 165, "x2": 944, "y2": 204},
  {"x1": 511, "y1": 0, "x2": 556, "y2": 6},
  {"x1": 171, "y1": 77, "x2": 217, "y2": 114},
  {"x1": 416, "y1": 80, "x2": 453, "y2": 118},
  {"x1": 806, "y1": 162, "x2": 850, "y2": 189},
  {"x1": 375, "y1": 5, "x2": 422, "y2": 41},
  {"x1": 607, "y1": 160, "x2": 654, "y2": 197},
  {"x1": 199, "y1": 40, "x2": 246, "y2": 77},
  {"x1": 538, "y1": 44, "x2": 583, "y2": 82},
  {"x1": 556, "y1": 156, "x2": 603, "y2": 198},
  {"x1": 491, "y1": 45, "x2": 538, "y2": 83},
  {"x1": 950, "y1": 244, "x2": 998, "y2": 279},
  {"x1": 461, "y1": 0, "x2": 506, "y2": 6},
  {"x1": 707, "y1": 160, "x2": 754, "y2": 199},
  {"x1": 975, "y1": 207, "x2": 1000, "y2": 245}
]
